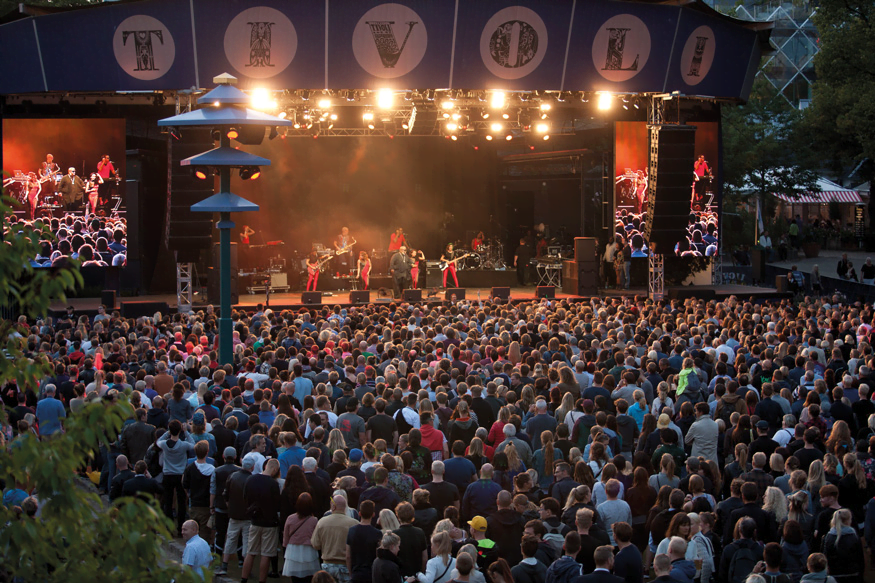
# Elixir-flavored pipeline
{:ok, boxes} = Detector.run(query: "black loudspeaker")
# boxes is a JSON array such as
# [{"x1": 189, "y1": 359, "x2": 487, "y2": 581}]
[
  {"x1": 574, "y1": 238, "x2": 596, "y2": 262},
  {"x1": 403, "y1": 289, "x2": 422, "y2": 302},
  {"x1": 101, "y1": 290, "x2": 116, "y2": 309},
  {"x1": 646, "y1": 125, "x2": 697, "y2": 252},
  {"x1": 577, "y1": 261, "x2": 599, "y2": 281},
  {"x1": 301, "y1": 291, "x2": 322, "y2": 305},
  {"x1": 121, "y1": 300, "x2": 169, "y2": 318},
  {"x1": 208, "y1": 242, "x2": 239, "y2": 304},
  {"x1": 350, "y1": 290, "x2": 370, "y2": 304},
  {"x1": 445, "y1": 288, "x2": 465, "y2": 301},
  {"x1": 491, "y1": 287, "x2": 510, "y2": 300},
  {"x1": 536, "y1": 286, "x2": 555, "y2": 298},
  {"x1": 426, "y1": 265, "x2": 443, "y2": 288}
]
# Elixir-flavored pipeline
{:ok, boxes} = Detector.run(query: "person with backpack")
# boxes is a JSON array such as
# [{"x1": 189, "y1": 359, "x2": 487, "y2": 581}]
[
  {"x1": 676, "y1": 358, "x2": 704, "y2": 408},
  {"x1": 719, "y1": 517, "x2": 763, "y2": 583},
  {"x1": 539, "y1": 497, "x2": 570, "y2": 556}
]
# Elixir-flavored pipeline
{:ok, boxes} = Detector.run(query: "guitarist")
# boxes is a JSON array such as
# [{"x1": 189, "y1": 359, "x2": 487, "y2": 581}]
[
  {"x1": 334, "y1": 226, "x2": 355, "y2": 275},
  {"x1": 40, "y1": 153, "x2": 61, "y2": 197},
  {"x1": 440, "y1": 243, "x2": 461, "y2": 288},
  {"x1": 306, "y1": 252, "x2": 326, "y2": 292}
]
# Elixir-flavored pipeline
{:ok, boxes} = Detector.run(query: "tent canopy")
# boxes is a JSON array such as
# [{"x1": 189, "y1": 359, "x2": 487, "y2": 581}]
[{"x1": 773, "y1": 178, "x2": 863, "y2": 204}]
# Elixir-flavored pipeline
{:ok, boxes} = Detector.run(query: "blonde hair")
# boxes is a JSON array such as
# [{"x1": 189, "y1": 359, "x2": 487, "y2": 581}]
[
  {"x1": 431, "y1": 531, "x2": 453, "y2": 565},
  {"x1": 831, "y1": 508, "x2": 852, "y2": 546},
  {"x1": 843, "y1": 453, "x2": 867, "y2": 489},
  {"x1": 807, "y1": 460, "x2": 826, "y2": 493},
  {"x1": 762, "y1": 486, "x2": 788, "y2": 522},
  {"x1": 327, "y1": 428, "x2": 346, "y2": 454},
  {"x1": 541, "y1": 431, "x2": 555, "y2": 479},
  {"x1": 660, "y1": 453, "x2": 676, "y2": 479},
  {"x1": 378, "y1": 509, "x2": 400, "y2": 532},
  {"x1": 506, "y1": 443, "x2": 523, "y2": 472}
]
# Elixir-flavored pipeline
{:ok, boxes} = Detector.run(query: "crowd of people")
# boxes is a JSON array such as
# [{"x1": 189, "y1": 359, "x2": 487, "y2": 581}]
[
  {"x1": 3, "y1": 212, "x2": 127, "y2": 267},
  {"x1": 3, "y1": 293, "x2": 875, "y2": 583}
]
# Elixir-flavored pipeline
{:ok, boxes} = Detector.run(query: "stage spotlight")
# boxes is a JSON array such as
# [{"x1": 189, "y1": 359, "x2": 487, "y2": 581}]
[
  {"x1": 539, "y1": 102, "x2": 552, "y2": 112},
  {"x1": 442, "y1": 112, "x2": 451, "y2": 119},
  {"x1": 300, "y1": 90, "x2": 310, "y2": 101},
  {"x1": 226, "y1": 128, "x2": 239, "y2": 140},
  {"x1": 268, "y1": 127, "x2": 278, "y2": 140},
  {"x1": 213, "y1": 101, "x2": 220, "y2": 107},
  {"x1": 377, "y1": 89, "x2": 394, "y2": 109},
  {"x1": 542, "y1": 134, "x2": 550, "y2": 141},
  {"x1": 446, "y1": 122, "x2": 458, "y2": 132},
  {"x1": 490, "y1": 122, "x2": 503, "y2": 132},
  {"x1": 597, "y1": 92, "x2": 612, "y2": 110},
  {"x1": 424, "y1": 89, "x2": 436, "y2": 101},
  {"x1": 346, "y1": 90, "x2": 357, "y2": 102},
  {"x1": 192, "y1": 166, "x2": 210, "y2": 180},
  {"x1": 239, "y1": 166, "x2": 261, "y2": 181},
  {"x1": 485, "y1": 135, "x2": 494, "y2": 141},
  {"x1": 318, "y1": 97, "x2": 331, "y2": 109},
  {"x1": 278, "y1": 111, "x2": 287, "y2": 119},
  {"x1": 480, "y1": 109, "x2": 490, "y2": 119},
  {"x1": 451, "y1": 135, "x2": 458, "y2": 141},
  {"x1": 535, "y1": 122, "x2": 549, "y2": 134},
  {"x1": 330, "y1": 113, "x2": 338, "y2": 120},
  {"x1": 490, "y1": 91, "x2": 506, "y2": 109},
  {"x1": 211, "y1": 129, "x2": 221, "y2": 141},
  {"x1": 502, "y1": 112, "x2": 510, "y2": 120},
  {"x1": 441, "y1": 100, "x2": 454, "y2": 110},
  {"x1": 251, "y1": 88, "x2": 275, "y2": 110},
  {"x1": 505, "y1": 133, "x2": 513, "y2": 141},
  {"x1": 451, "y1": 112, "x2": 461, "y2": 121},
  {"x1": 362, "y1": 111, "x2": 374, "y2": 121}
]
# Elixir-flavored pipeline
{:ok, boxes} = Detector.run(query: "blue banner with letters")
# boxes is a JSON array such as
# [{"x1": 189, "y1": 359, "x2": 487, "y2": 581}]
[{"x1": 0, "y1": 0, "x2": 765, "y2": 98}]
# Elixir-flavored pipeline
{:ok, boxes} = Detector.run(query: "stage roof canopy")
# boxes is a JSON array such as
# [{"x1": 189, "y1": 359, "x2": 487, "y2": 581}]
[{"x1": 0, "y1": 0, "x2": 769, "y2": 101}]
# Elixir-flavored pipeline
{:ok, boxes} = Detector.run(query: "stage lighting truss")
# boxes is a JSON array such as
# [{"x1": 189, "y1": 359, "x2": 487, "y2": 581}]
[{"x1": 239, "y1": 166, "x2": 261, "y2": 180}]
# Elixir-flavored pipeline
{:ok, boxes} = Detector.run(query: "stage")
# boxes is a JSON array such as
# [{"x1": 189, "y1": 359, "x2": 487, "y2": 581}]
[{"x1": 50, "y1": 284, "x2": 790, "y2": 319}]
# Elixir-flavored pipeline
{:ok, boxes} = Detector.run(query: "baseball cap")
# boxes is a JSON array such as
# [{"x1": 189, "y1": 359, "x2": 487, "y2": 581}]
[
  {"x1": 657, "y1": 414, "x2": 671, "y2": 429},
  {"x1": 242, "y1": 456, "x2": 256, "y2": 470},
  {"x1": 192, "y1": 412, "x2": 205, "y2": 425},
  {"x1": 756, "y1": 420, "x2": 769, "y2": 430},
  {"x1": 467, "y1": 516, "x2": 488, "y2": 532},
  {"x1": 349, "y1": 448, "x2": 363, "y2": 462},
  {"x1": 223, "y1": 446, "x2": 237, "y2": 459}
]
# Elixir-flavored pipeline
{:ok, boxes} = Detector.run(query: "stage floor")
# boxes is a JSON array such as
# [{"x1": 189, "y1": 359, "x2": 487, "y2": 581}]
[{"x1": 51, "y1": 283, "x2": 789, "y2": 315}]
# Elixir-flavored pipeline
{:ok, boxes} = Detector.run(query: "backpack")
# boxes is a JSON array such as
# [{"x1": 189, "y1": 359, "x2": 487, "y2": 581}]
[
  {"x1": 728, "y1": 544, "x2": 759, "y2": 583},
  {"x1": 144, "y1": 444, "x2": 162, "y2": 479},
  {"x1": 543, "y1": 521, "x2": 566, "y2": 555},
  {"x1": 684, "y1": 371, "x2": 703, "y2": 403},
  {"x1": 394, "y1": 408, "x2": 414, "y2": 435}
]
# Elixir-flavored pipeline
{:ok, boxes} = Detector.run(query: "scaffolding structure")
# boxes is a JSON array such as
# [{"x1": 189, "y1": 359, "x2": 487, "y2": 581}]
[
  {"x1": 649, "y1": 254, "x2": 665, "y2": 301},
  {"x1": 176, "y1": 262, "x2": 193, "y2": 313}
]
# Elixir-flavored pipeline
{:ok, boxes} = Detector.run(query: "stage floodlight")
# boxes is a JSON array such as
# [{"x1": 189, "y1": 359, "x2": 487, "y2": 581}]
[
  {"x1": 226, "y1": 128, "x2": 239, "y2": 140},
  {"x1": 446, "y1": 122, "x2": 458, "y2": 132},
  {"x1": 251, "y1": 88, "x2": 274, "y2": 110},
  {"x1": 485, "y1": 135, "x2": 494, "y2": 141},
  {"x1": 441, "y1": 100, "x2": 454, "y2": 110},
  {"x1": 505, "y1": 133, "x2": 513, "y2": 141},
  {"x1": 377, "y1": 89, "x2": 394, "y2": 109},
  {"x1": 211, "y1": 129, "x2": 221, "y2": 141},
  {"x1": 239, "y1": 166, "x2": 261, "y2": 181},
  {"x1": 490, "y1": 91, "x2": 506, "y2": 109},
  {"x1": 597, "y1": 92, "x2": 612, "y2": 110},
  {"x1": 193, "y1": 166, "x2": 210, "y2": 180},
  {"x1": 490, "y1": 122, "x2": 503, "y2": 132},
  {"x1": 535, "y1": 122, "x2": 549, "y2": 134},
  {"x1": 318, "y1": 98, "x2": 331, "y2": 109}
]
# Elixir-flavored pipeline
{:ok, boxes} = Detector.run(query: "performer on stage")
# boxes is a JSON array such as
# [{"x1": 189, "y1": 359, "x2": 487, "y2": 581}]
[
  {"x1": 693, "y1": 155, "x2": 711, "y2": 207},
  {"x1": 634, "y1": 170, "x2": 648, "y2": 213},
  {"x1": 334, "y1": 226, "x2": 355, "y2": 275},
  {"x1": 57, "y1": 167, "x2": 85, "y2": 213},
  {"x1": 356, "y1": 251, "x2": 371, "y2": 291},
  {"x1": 86, "y1": 173, "x2": 102, "y2": 216},
  {"x1": 96, "y1": 155, "x2": 116, "y2": 204},
  {"x1": 388, "y1": 227, "x2": 406, "y2": 252},
  {"x1": 306, "y1": 252, "x2": 321, "y2": 292},
  {"x1": 471, "y1": 231, "x2": 485, "y2": 252},
  {"x1": 440, "y1": 243, "x2": 460, "y2": 288},
  {"x1": 513, "y1": 238, "x2": 533, "y2": 287},
  {"x1": 26, "y1": 172, "x2": 41, "y2": 220},
  {"x1": 40, "y1": 154, "x2": 60, "y2": 196},
  {"x1": 409, "y1": 248, "x2": 425, "y2": 289},
  {"x1": 240, "y1": 225, "x2": 255, "y2": 245},
  {"x1": 389, "y1": 245, "x2": 412, "y2": 298}
]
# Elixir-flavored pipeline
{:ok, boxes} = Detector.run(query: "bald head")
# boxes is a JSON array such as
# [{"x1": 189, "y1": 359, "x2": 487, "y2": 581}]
[{"x1": 497, "y1": 490, "x2": 512, "y2": 508}]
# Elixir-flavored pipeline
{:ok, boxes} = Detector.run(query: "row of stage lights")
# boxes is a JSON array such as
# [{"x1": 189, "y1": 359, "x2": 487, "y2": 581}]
[{"x1": 237, "y1": 88, "x2": 637, "y2": 139}]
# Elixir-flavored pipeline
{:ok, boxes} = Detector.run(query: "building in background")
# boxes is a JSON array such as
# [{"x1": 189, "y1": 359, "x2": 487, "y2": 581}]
[{"x1": 706, "y1": 1, "x2": 818, "y2": 109}]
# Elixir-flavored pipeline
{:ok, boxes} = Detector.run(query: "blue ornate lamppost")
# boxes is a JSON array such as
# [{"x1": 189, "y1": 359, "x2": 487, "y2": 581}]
[{"x1": 158, "y1": 73, "x2": 290, "y2": 364}]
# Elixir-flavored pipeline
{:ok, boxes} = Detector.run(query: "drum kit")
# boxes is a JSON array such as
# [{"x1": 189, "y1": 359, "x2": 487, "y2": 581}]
[{"x1": 455, "y1": 237, "x2": 506, "y2": 270}]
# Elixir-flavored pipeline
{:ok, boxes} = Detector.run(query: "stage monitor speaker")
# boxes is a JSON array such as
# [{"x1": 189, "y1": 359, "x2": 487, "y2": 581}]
[
  {"x1": 426, "y1": 265, "x2": 443, "y2": 289},
  {"x1": 403, "y1": 289, "x2": 422, "y2": 302},
  {"x1": 121, "y1": 300, "x2": 169, "y2": 319},
  {"x1": 271, "y1": 273, "x2": 287, "y2": 288},
  {"x1": 577, "y1": 261, "x2": 599, "y2": 281},
  {"x1": 646, "y1": 125, "x2": 697, "y2": 252},
  {"x1": 445, "y1": 288, "x2": 465, "y2": 301},
  {"x1": 491, "y1": 287, "x2": 510, "y2": 300},
  {"x1": 208, "y1": 242, "x2": 239, "y2": 304},
  {"x1": 301, "y1": 291, "x2": 322, "y2": 305},
  {"x1": 350, "y1": 290, "x2": 370, "y2": 304},
  {"x1": 574, "y1": 238, "x2": 596, "y2": 262},
  {"x1": 101, "y1": 290, "x2": 117, "y2": 309},
  {"x1": 536, "y1": 286, "x2": 555, "y2": 299},
  {"x1": 775, "y1": 275, "x2": 788, "y2": 292}
]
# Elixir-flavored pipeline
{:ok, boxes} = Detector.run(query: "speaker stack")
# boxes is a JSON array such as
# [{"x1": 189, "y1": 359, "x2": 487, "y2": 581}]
[
  {"x1": 562, "y1": 237, "x2": 598, "y2": 296},
  {"x1": 644, "y1": 125, "x2": 697, "y2": 253},
  {"x1": 208, "y1": 242, "x2": 239, "y2": 304}
]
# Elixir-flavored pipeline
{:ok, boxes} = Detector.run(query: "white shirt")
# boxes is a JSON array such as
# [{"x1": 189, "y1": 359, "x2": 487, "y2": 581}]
[{"x1": 242, "y1": 451, "x2": 266, "y2": 474}]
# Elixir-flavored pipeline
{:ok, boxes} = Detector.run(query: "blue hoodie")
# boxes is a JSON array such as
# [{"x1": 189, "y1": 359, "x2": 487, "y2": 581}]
[
  {"x1": 669, "y1": 559, "x2": 696, "y2": 583},
  {"x1": 157, "y1": 431, "x2": 196, "y2": 476}
]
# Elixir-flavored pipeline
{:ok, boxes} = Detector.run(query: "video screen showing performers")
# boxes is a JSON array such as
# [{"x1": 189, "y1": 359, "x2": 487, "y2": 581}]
[
  {"x1": 613, "y1": 121, "x2": 719, "y2": 258},
  {"x1": 2, "y1": 118, "x2": 127, "y2": 267}
]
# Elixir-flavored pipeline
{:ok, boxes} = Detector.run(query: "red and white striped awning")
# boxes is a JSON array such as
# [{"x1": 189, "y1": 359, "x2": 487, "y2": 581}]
[
  {"x1": 773, "y1": 178, "x2": 863, "y2": 204},
  {"x1": 774, "y1": 190, "x2": 862, "y2": 204}
]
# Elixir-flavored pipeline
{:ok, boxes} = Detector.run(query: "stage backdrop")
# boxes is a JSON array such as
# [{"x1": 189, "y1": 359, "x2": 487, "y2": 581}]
[
  {"x1": 614, "y1": 121, "x2": 719, "y2": 256},
  {"x1": 0, "y1": 0, "x2": 763, "y2": 99}
]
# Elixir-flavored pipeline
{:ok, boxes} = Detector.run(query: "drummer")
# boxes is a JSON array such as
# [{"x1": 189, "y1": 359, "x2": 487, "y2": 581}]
[{"x1": 471, "y1": 231, "x2": 485, "y2": 251}]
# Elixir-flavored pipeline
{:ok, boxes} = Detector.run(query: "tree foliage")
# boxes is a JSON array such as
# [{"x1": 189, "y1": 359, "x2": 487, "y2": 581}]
[
  {"x1": 0, "y1": 194, "x2": 206, "y2": 582},
  {"x1": 803, "y1": 0, "x2": 875, "y2": 215},
  {"x1": 722, "y1": 77, "x2": 819, "y2": 216}
]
